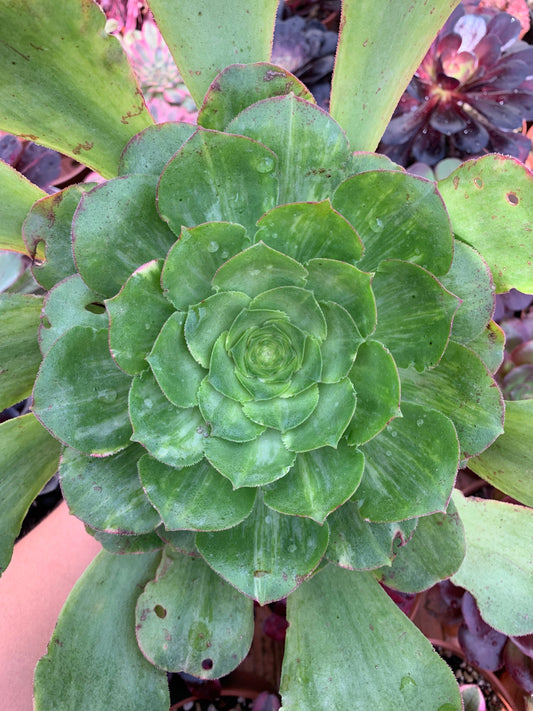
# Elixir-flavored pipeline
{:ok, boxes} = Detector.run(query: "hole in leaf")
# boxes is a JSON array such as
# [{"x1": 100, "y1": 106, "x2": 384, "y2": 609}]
[
  {"x1": 154, "y1": 604, "x2": 167, "y2": 619},
  {"x1": 201, "y1": 658, "x2": 213, "y2": 670},
  {"x1": 85, "y1": 302, "x2": 106, "y2": 314},
  {"x1": 473, "y1": 177, "x2": 483, "y2": 189},
  {"x1": 506, "y1": 192, "x2": 519, "y2": 206},
  {"x1": 41, "y1": 316, "x2": 52, "y2": 329}
]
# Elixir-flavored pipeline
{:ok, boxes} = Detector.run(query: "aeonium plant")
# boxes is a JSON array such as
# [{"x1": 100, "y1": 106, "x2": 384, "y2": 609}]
[{"x1": 1, "y1": 1, "x2": 533, "y2": 710}]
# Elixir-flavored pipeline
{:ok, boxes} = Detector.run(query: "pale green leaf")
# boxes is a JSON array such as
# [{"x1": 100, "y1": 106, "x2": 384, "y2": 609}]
[{"x1": 118, "y1": 122, "x2": 196, "y2": 176}]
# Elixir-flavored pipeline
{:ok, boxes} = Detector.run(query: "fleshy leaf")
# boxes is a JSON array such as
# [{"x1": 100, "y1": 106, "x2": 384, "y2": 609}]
[
  {"x1": 0, "y1": 413, "x2": 61, "y2": 575},
  {"x1": 147, "y1": 312, "x2": 205, "y2": 408},
  {"x1": 333, "y1": 170, "x2": 453, "y2": 275},
  {"x1": 375, "y1": 500, "x2": 465, "y2": 592},
  {"x1": 208, "y1": 332, "x2": 253, "y2": 403},
  {"x1": 129, "y1": 370, "x2": 206, "y2": 467},
  {"x1": 204, "y1": 429, "x2": 296, "y2": 488},
  {"x1": 348, "y1": 151, "x2": 404, "y2": 174},
  {"x1": 305, "y1": 258, "x2": 376, "y2": 337},
  {"x1": 135, "y1": 549, "x2": 254, "y2": 677},
  {"x1": 0, "y1": 294, "x2": 42, "y2": 410},
  {"x1": 358, "y1": 402, "x2": 459, "y2": 522},
  {"x1": 199, "y1": 63, "x2": 314, "y2": 131},
  {"x1": 40, "y1": 275, "x2": 107, "y2": 356},
  {"x1": 280, "y1": 565, "x2": 462, "y2": 710},
  {"x1": 468, "y1": 400, "x2": 533, "y2": 508},
  {"x1": 196, "y1": 494, "x2": 329, "y2": 604},
  {"x1": 33, "y1": 551, "x2": 169, "y2": 711},
  {"x1": 467, "y1": 320, "x2": 505, "y2": 374},
  {"x1": 372, "y1": 260, "x2": 460, "y2": 370},
  {"x1": 33, "y1": 326, "x2": 132, "y2": 455},
  {"x1": 88, "y1": 527, "x2": 164, "y2": 555},
  {"x1": 400, "y1": 341, "x2": 504, "y2": 459},
  {"x1": 282, "y1": 380, "x2": 356, "y2": 452},
  {"x1": 161, "y1": 222, "x2": 248, "y2": 310},
  {"x1": 157, "y1": 129, "x2": 278, "y2": 236},
  {"x1": 118, "y1": 122, "x2": 196, "y2": 176},
  {"x1": 319, "y1": 301, "x2": 361, "y2": 383},
  {"x1": 60, "y1": 444, "x2": 160, "y2": 535},
  {"x1": 0, "y1": 0, "x2": 153, "y2": 178},
  {"x1": 73, "y1": 175, "x2": 176, "y2": 298},
  {"x1": 250, "y1": 287, "x2": 326, "y2": 341},
  {"x1": 439, "y1": 155, "x2": 533, "y2": 293},
  {"x1": 228, "y1": 94, "x2": 351, "y2": 203},
  {"x1": 213, "y1": 242, "x2": 307, "y2": 298},
  {"x1": 106, "y1": 260, "x2": 174, "y2": 375},
  {"x1": 255, "y1": 200, "x2": 363, "y2": 264},
  {"x1": 158, "y1": 529, "x2": 198, "y2": 557},
  {"x1": 452, "y1": 490, "x2": 533, "y2": 636},
  {"x1": 0, "y1": 159, "x2": 45, "y2": 253},
  {"x1": 326, "y1": 502, "x2": 417, "y2": 571},
  {"x1": 346, "y1": 339, "x2": 401, "y2": 445},
  {"x1": 242, "y1": 384, "x2": 319, "y2": 432},
  {"x1": 139, "y1": 455, "x2": 256, "y2": 531},
  {"x1": 263, "y1": 443, "x2": 364, "y2": 524},
  {"x1": 197, "y1": 379, "x2": 265, "y2": 442}
]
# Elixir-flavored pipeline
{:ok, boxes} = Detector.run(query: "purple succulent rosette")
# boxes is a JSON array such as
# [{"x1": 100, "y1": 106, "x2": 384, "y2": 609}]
[{"x1": 379, "y1": 6, "x2": 533, "y2": 165}]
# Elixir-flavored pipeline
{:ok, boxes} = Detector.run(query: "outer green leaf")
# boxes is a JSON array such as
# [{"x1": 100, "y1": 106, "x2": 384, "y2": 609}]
[
  {"x1": 0, "y1": 0, "x2": 153, "y2": 178},
  {"x1": 228, "y1": 94, "x2": 351, "y2": 203},
  {"x1": 73, "y1": 175, "x2": 176, "y2": 298},
  {"x1": 185, "y1": 291, "x2": 250, "y2": 368},
  {"x1": 468, "y1": 400, "x2": 533, "y2": 507},
  {"x1": 348, "y1": 151, "x2": 404, "y2": 174},
  {"x1": 319, "y1": 301, "x2": 361, "y2": 383},
  {"x1": 213, "y1": 242, "x2": 307, "y2": 298},
  {"x1": 400, "y1": 341, "x2": 504, "y2": 459},
  {"x1": 40, "y1": 275, "x2": 107, "y2": 356},
  {"x1": 198, "y1": 63, "x2": 313, "y2": 131},
  {"x1": 23, "y1": 184, "x2": 91, "y2": 289},
  {"x1": 88, "y1": 527, "x2": 164, "y2": 555},
  {"x1": 372, "y1": 260, "x2": 460, "y2": 370},
  {"x1": 33, "y1": 326, "x2": 132, "y2": 455},
  {"x1": 250, "y1": 287, "x2": 326, "y2": 340},
  {"x1": 282, "y1": 380, "x2": 356, "y2": 452},
  {"x1": 346, "y1": 339, "x2": 401, "y2": 445},
  {"x1": 0, "y1": 413, "x2": 61, "y2": 575},
  {"x1": 440, "y1": 241, "x2": 495, "y2": 345},
  {"x1": 330, "y1": 0, "x2": 461, "y2": 151},
  {"x1": 466, "y1": 320, "x2": 505, "y2": 374},
  {"x1": 60, "y1": 444, "x2": 160, "y2": 535},
  {"x1": 129, "y1": 370, "x2": 206, "y2": 467},
  {"x1": 147, "y1": 312, "x2": 205, "y2": 408},
  {"x1": 438, "y1": 155, "x2": 533, "y2": 293},
  {"x1": 264, "y1": 443, "x2": 364, "y2": 524},
  {"x1": 118, "y1": 122, "x2": 196, "y2": 176},
  {"x1": 255, "y1": 200, "x2": 363, "y2": 264},
  {"x1": 305, "y1": 258, "x2": 376, "y2": 337},
  {"x1": 204, "y1": 429, "x2": 296, "y2": 488},
  {"x1": 149, "y1": 0, "x2": 278, "y2": 105},
  {"x1": 196, "y1": 494, "x2": 329, "y2": 604},
  {"x1": 242, "y1": 384, "x2": 319, "y2": 432},
  {"x1": 136, "y1": 549, "x2": 254, "y2": 677},
  {"x1": 0, "y1": 250, "x2": 24, "y2": 291},
  {"x1": 106, "y1": 260, "x2": 174, "y2": 375},
  {"x1": 0, "y1": 294, "x2": 42, "y2": 410},
  {"x1": 333, "y1": 171, "x2": 453, "y2": 275},
  {"x1": 0, "y1": 159, "x2": 44, "y2": 253},
  {"x1": 139, "y1": 455, "x2": 256, "y2": 531},
  {"x1": 34, "y1": 550, "x2": 168, "y2": 711},
  {"x1": 158, "y1": 130, "x2": 278, "y2": 236},
  {"x1": 280, "y1": 565, "x2": 462, "y2": 710},
  {"x1": 375, "y1": 500, "x2": 465, "y2": 593},
  {"x1": 326, "y1": 502, "x2": 417, "y2": 571},
  {"x1": 452, "y1": 490, "x2": 533, "y2": 636},
  {"x1": 162, "y1": 222, "x2": 248, "y2": 310},
  {"x1": 358, "y1": 403, "x2": 459, "y2": 522},
  {"x1": 158, "y1": 529, "x2": 198, "y2": 557},
  {"x1": 197, "y1": 379, "x2": 265, "y2": 442}
]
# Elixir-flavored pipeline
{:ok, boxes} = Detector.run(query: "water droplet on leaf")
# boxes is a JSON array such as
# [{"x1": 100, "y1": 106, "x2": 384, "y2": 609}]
[
  {"x1": 255, "y1": 156, "x2": 275, "y2": 174},
  {"x1": 207, "y1": 241, "x2": 219, "y2": 253}
]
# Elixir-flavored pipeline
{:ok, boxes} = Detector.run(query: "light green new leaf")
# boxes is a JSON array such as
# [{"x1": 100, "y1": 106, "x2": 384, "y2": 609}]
[
  {"x1": 149, "y1": 0, "x2": 279, "y2": 106},
  {"x1": 0, "y1": 0, "x2": 153, "y2": 178},
  {"x1": 0, "y1": 413, "x2": 61, "y2": 575},
  {"x1": 330, "y1": 0, "x2": 461, "y2": 151},
  {"x1": 0, "y1": 294, "x2": 42, "y2": 410},
  {"x1": 438, "y1": 155, "x2": 533, "y2": 293},
  {"x1": 136, "y1": 549, "x2": 254, "y2": 678},
  {"x1": 0, "y1": 159, "x2": 44, "y2": 253},
  {"x1": 281, "y1": 565, "x2": 461, "y2": 710},
  {"x1": 34, "y1": 550, "x2": 169, "y2": 711},
  {"x1": 468, "y1": 400, "x2": 533, "y2": 508},
  {"x1": 452, "y1": 490, "x2": 533, "y2": 636}
]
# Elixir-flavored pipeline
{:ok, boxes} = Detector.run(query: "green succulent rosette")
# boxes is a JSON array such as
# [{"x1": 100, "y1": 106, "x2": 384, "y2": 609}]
[{"x1": 29, "y1": 65, "x2": 504, "y2": 676}]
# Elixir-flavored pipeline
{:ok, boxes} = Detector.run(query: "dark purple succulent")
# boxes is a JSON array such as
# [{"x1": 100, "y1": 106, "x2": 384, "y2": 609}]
[
  {"x1": 0, "y1": 132, "x2": 61, "y2": 192},
  {"x1": 379, "y1": 6, "x2": 533, "y2": 166}
]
